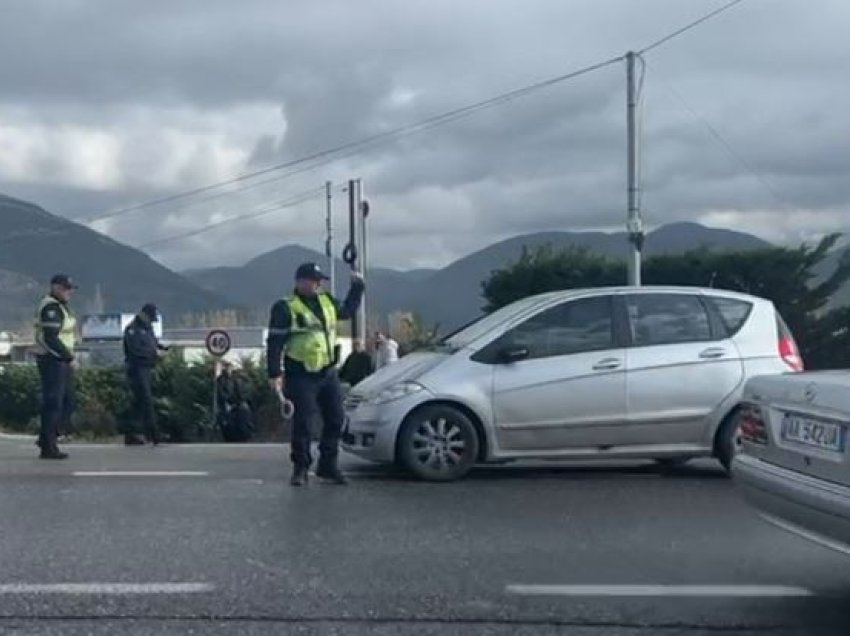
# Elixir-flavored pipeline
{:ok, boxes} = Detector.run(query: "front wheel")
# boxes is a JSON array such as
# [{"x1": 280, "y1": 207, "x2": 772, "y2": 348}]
[{"x1": 397, "y1": 405, "x2": 479, "y2": 482}]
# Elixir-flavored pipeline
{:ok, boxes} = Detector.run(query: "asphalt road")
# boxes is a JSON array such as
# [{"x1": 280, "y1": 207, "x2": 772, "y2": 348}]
[{"x1": 1, "y1": 439, "x2": 850, "y2": 635}]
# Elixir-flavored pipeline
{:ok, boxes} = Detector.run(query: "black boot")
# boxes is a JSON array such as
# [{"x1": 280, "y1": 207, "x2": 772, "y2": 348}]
[
  {"x1": 39, "y1": 447, "x2": 68, "y2": 460},
  {"x1": 290, "y1": 465, "x2": 309, "y2": 487},
  {"x1": 316, "y1": 461, "x2": 348, "y2": 485}
]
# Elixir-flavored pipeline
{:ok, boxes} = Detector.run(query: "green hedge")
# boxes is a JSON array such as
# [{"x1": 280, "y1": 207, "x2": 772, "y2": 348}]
[{"x1": 0, "y1": 353, "x2": 286, "y2": 442}]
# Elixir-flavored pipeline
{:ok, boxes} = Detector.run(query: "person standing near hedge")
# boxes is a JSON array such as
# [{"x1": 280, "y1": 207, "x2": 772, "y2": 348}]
[
  {"x1": 33, "y1": 274, "x2": 78, "y2": 460},
  {"x1": 123, "y1": 303, "x2": 167, "y2": 446}
]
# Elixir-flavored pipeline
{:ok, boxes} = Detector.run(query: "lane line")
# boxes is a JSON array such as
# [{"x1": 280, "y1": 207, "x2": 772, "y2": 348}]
[
  {"x1": 0, "y1": 583, "x2": 213, "y2": 595},
  {"x1": 505, "y1": 584, "x2": 814, "y2": 597},
  {"x1": 73, "y1": 471, "x2": 209, "y2": 477}
]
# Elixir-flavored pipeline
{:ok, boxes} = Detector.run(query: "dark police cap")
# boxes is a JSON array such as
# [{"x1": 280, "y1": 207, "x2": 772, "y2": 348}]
[
  {"x1": 295, "y1": 262, "x2": 330, "y2": 281},
  {"x1": 50, "y1": 273, "x2": 78, "y2": 289},
  {"x1": 140, "y1": 303, "x2": 159, "y2": 320}
]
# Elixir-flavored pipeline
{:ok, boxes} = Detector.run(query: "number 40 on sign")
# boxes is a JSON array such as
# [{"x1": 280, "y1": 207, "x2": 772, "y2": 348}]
[{"x1": 205, "y1": 330, "x2": 232, "y2": 357}]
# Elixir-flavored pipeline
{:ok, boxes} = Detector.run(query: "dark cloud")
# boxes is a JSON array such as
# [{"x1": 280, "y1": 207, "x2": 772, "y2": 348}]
[{"x1": 0, "y1": 0, "x2": 848, "y2": 270}]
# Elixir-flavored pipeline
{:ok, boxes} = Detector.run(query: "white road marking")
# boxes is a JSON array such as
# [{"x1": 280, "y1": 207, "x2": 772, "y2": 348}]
[
  {"x1": 0, "y1": 583, "x2": 213, "y2": 595},
  {"x1": 73, "y1": 471, "x2": 209, "y2": 477},
  {"x1": 759, "y1": 513, "x2": 850, "y2": 557},
  {"x1": 505, "y1": 584, "x2": 814, "y2": 597}
]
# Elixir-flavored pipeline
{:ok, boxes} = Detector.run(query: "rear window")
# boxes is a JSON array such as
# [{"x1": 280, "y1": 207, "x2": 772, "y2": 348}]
[{"x1": 706, "y1": 297, "x2": 753, "y2": 337}]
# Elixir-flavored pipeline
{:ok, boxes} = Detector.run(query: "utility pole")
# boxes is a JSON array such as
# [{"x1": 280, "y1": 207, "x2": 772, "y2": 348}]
[
  {"x1": 325, "y1": 181, "x2": 335, "y2": 297},
  {"x1": 346, "y1": 179, "x2": 360, "y2": 342},
  {"x1": 354, "y1": 178, "x2": 367, "y2": 344},
  {"x1": 626, "y1": 51, "x2": 643, "y2": 286}
]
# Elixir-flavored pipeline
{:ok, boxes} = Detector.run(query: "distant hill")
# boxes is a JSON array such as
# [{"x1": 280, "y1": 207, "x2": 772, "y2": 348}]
[
  {"x1": 185, "y1": 222, "x2": 776, "y2": 331},
  {"x1": 394, "y1": 222, "x2": 774, "y2": 329},
  {"x1": 5, "y1": 191, "x2": 844, "y2": 335},
  {"x1": 185, "y1": 244, "x2": 424, "y2": 319},
  {"x1": 0, "y1": 194, "x2": 236, "y2": 329}
]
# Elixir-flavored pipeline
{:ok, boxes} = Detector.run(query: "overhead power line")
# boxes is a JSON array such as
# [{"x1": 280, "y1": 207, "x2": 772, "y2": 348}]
[
  {"x1": 82, "y1": 56, "x2": 624, "y2": 225},
  {"x1": 658, "y1": 75, "x2": 786, "y2": 207},
  {"x1": 84, "y1": 155, "x2": 335, "y2": 225},
  {"x1": 77, "y1": 0, "x2": 749, "y2": 232},
  {"x1": 638, "y1": 0, "x2": 747, "y2": 54},
  {"x1": 136, "y1": 186, "x2": 327, "y2": 250}
]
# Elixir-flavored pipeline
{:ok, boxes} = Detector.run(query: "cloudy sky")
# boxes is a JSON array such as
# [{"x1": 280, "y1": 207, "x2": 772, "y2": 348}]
[{"x1": 0, "y1": 0, "x2": 847, "y2": 271}]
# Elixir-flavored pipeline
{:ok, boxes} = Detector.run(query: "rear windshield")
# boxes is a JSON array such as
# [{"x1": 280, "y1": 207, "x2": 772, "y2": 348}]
[{"x1": 705, "y1": 297, "x2": 753, "y2": 337}]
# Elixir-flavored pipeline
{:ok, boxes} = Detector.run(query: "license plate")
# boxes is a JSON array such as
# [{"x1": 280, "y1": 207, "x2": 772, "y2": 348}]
[{"x1": 781, "y1": 414, "x2": 844, "y2": 453}]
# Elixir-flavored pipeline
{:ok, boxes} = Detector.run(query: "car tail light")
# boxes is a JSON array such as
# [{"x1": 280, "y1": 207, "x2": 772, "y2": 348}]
[
  {"x1": 739, "y1": 405, "x2": 768, "y2": 445},
  {"x1": 776, "y1": 314, "x2": 804, "y2": 372},
  {"x1": 779, "y1": 337, "x2": 803, "y2": 372}
]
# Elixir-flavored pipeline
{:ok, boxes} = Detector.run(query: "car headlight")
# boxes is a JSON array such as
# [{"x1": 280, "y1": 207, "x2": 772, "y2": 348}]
[{"x1": 369, "y1": 381, "x2": 425, "y2": 405}]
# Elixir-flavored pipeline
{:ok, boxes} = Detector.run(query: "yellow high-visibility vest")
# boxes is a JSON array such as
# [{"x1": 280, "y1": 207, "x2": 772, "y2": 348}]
[{"x1": 285, "y1": 294, "x2": 337, "y2": 372}]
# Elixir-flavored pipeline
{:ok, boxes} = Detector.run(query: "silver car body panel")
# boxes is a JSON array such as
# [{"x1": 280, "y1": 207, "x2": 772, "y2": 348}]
[
  {"x1": 733, "y1": 371, "x2": 850, "y2": 553},
  {"x1": 343, "y1": 286, "x2": 793, "y2": 465}
]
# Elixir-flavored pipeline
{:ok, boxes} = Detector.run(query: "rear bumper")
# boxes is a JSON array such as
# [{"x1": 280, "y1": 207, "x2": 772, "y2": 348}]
[{"x1": 733, "y1": 453, "x2": 850, "y2": 555}]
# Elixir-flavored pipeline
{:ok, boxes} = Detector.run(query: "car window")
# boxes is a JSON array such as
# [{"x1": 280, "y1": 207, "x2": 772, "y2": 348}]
[
  {"x1": 497, "y1": 296, "x2": 614, "y2": 360},
  {"x1": 627, "y1": 294, "x2": 712, "y2": 346},
  {"x1": 443, "y1": 294, "x2": 552, "y2": 348},
  {"x1": 705, "y1": 296, "x2": 753, "y2": 337}
]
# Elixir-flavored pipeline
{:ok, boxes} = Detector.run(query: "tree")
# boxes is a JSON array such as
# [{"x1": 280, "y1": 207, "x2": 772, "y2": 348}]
[
  {"x1": 643, "y1": 235, "x2": 850, "y2": 364},
  {"x1": 482, "y1": 245, "x2": 624, "y2": 312},
  {"x1": 481, "y1": 237, "x2": 850, "y2": 369}
]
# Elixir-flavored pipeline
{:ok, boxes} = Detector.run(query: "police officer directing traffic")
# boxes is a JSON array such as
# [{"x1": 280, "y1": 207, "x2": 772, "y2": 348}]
[
  {"x1": 33, "y1": 274, "x2": 78, "y2": 460},
  {"x1": 266, "y1": 262, "x2": 364, "y2": 486},
  {"x1": 123, "y1": 303, "x2": 167, "y2": 445}
]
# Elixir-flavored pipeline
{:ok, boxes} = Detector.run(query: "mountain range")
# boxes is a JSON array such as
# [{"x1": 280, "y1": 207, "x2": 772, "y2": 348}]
[
  {"x1": 184, "y1": 222, "x2": 778, "y2": 330},
  {"x1": 1, "y1": 192, "x2": 846, "y2": 333},
  {"x1": 0, "y1": 194, "x2": 231, "y2": 329}
]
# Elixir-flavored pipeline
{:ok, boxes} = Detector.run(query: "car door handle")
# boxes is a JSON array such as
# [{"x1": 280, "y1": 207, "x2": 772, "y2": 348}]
[
  {"x1": 699, "y1": 347, "x2": 727, "y2": 359},
  {"x1": 593, "y1": 358, "x2": 622, "y2": 370}
]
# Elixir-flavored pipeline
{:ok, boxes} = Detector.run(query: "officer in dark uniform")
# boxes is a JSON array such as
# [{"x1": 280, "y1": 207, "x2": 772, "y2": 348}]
[
  {"x1": 266, "y1": 262, "x2": 364, "y2": 486},
  {"x1": 123, "y1": 303, "x2": 167, "y2": 445},
  {"x1": 34, "y1": 274, "x2": 78, "y2": 460}
]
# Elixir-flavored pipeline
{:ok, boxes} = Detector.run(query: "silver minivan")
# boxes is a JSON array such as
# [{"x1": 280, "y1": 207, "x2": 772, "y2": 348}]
[{"x1": 342, "y1": 286, "x2": 802, "y2": 481}]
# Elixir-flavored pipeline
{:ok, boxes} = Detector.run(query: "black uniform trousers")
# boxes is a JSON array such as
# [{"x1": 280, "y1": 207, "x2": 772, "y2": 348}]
[
  {"x1": 126, "y1": 365, "x2": 158, "y2": 441},
  {"x1": 286, "y1": 367, "x2": 345, "y2": 468},
  {"x1": 36, "y1": 355, "x2": 74, "y2": 451}
]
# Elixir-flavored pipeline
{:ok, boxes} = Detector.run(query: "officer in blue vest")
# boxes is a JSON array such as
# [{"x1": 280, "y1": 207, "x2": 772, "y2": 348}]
[
  {"x1": 266, "y1": 262, "x2": 364, "y2": 486},
  {"x1": 33, "y1": 274, "x2": 78, "y2": 460}
]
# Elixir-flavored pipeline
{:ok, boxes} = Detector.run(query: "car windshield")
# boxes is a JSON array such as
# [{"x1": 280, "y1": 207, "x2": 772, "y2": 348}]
[{"x1": 442, "y1": 295, "x2": 550, "y2": 349}]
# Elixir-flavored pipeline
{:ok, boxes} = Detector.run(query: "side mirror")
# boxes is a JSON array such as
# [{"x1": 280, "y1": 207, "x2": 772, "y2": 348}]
[{"x1": 498, "y1": 346, "x2": 529, "y2": 364}]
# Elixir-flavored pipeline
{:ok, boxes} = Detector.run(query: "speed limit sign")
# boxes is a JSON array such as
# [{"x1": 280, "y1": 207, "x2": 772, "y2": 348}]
[{"x1": 205, "y1": 329, "x2": 231, "y2": 357}]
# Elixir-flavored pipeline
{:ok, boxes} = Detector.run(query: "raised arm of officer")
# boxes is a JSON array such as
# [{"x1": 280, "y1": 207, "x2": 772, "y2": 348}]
[
  {"x1": 39, "y1": 301, "x2": 74, "y2": 363},
  {"x1": 266, "y1": 300, "x2": 293, "y2": 391},
  {"x1": 331, "y1": 271, "x2": 365, "y2": 320}
]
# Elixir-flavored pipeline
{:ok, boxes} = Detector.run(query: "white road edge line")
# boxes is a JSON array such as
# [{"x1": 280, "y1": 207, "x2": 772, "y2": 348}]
[
  {"x1": 505, "y1": 584, "x2": 814, "y2": 597},
  {"x1": 0, "y1": 583, "x2": 213, "y2": 594},
  {"x1": 73, "y1": 471, "x2": 209, "y2": 477}
]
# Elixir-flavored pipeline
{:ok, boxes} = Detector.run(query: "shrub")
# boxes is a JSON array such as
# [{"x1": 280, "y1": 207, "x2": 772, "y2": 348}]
[
  {"x1": 0, "y1": 354, "x2": 283, "y2": 442},
  {"x1": 0, "y1": 364, "x2": 41, "y2": 432}
]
